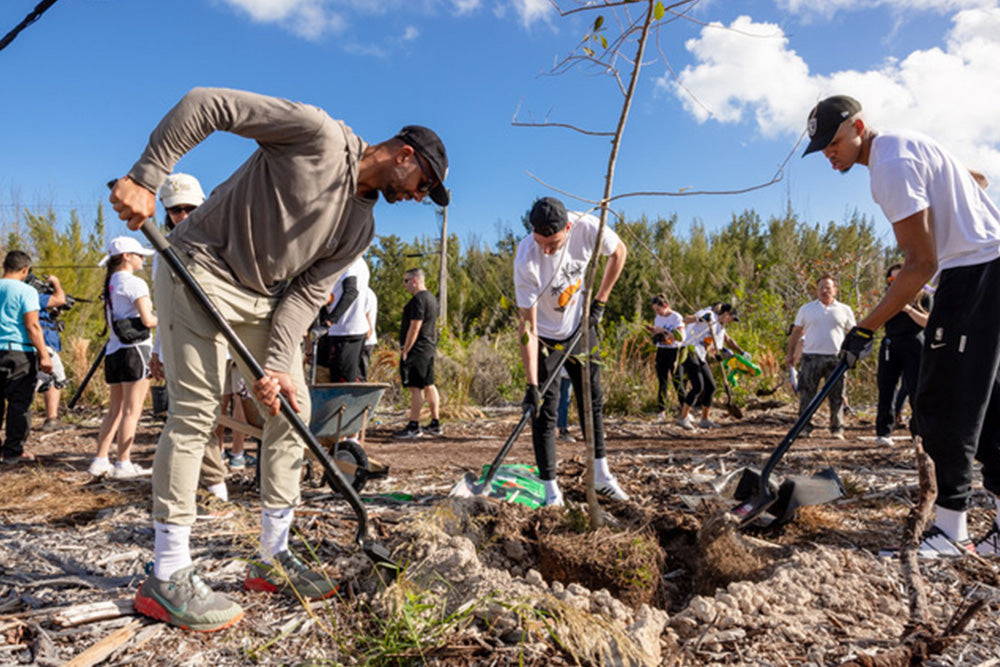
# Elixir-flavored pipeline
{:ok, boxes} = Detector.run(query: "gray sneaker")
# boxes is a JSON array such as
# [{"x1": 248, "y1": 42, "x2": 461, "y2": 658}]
[
  {"x1": 134, "y1": 564, "x2": 244, "y2": 632},
  {"x1": 244, "y1": 550, "x2": 339, "y2": 600}
]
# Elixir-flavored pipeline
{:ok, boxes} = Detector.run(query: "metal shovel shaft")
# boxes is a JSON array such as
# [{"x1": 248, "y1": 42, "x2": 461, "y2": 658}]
[
  {"x1": 134, "y1": 215, "x2": 395, "y2": 570},
  {"x1": 474, "y1": 326, "x2": 585, "y2": 494},
  {"x1": 733, "y1": 359, "x2": 849, "y2": 524}
]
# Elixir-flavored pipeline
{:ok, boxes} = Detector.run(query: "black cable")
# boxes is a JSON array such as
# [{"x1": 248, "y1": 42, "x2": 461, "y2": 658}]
[{"x1": 0, "y1": 0, "x2": 61, "y2": 53}]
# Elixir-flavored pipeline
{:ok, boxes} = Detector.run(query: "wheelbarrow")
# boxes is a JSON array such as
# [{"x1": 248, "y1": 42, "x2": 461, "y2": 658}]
[
  {"x1": 305, "y1": 382, "x2": 391, "y2": 492},
  {"x1": 217, "y1": 382, "x2": 391, "y2": 493}
]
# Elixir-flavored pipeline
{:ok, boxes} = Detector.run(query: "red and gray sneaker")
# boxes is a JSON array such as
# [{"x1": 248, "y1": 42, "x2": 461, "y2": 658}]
[
  {"x1": 134, "y1": 563, "x2": 244, "y2": 632},
  {"x1": 244, "y1": 550, "x2": 340, "y2": 601},
  {"x1": 975, "y1": 523, "x2": 1000, "y2": 557}
]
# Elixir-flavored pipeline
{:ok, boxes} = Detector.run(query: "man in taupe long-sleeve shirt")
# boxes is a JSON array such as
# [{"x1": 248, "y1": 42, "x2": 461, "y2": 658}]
[{"x1": 110, "y1": 87, "x2": 449, "y2": 632}]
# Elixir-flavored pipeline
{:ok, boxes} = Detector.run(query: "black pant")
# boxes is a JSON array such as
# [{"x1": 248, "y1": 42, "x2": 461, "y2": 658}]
[
  {"x1": 532, "y1": 328, "x2": 606, "y2": 481},
  {"x1": 916, "y1": 256, "x2": 1000, "y2": 511},
  {"x1": 682, "y1": 356, "x2": 714, "y2": 408},
  {"x1": 325, "y1": 334, "x2": 366, "y2": 382},
  {"x1": 655, "y1": 347, "x2": 682, "y2": 412},
  {"x1": 875, "y1": 335, "x2": 922, "y2": 437},
  {"x1": 0, "y1": 351, "x2": 38, "y2": 460}
]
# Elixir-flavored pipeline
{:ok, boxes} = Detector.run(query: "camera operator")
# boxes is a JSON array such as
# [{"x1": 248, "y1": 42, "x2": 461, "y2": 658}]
[{"x1": 30, "y1": 273, "x2": 69, "y2": 431}]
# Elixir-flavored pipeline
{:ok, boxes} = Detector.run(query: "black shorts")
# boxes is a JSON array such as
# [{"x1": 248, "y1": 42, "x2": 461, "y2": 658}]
[
  {"x1": 401, "y1": 353, "x2": 435, "y2": 389},
  {"x1": 105, "y1": 346, "x2": 151, "y2": 385},
  {"x1": 326, "y1": 334, "x2": 367, "y2": 383}
]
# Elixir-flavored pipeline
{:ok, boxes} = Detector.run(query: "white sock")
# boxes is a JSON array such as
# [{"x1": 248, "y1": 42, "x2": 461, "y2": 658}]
[
  {"x1": 207, "y1": 482, "x2": 228, "y2": 502},
  {"x1": 934, "y1": 505, "x2": 969, "y2": 542},
  {"x1": 115, "y1": 460, "x2": 129, "y2": 468},
  {"x1": 542, "y1": 479, "x2": 561, "y2": 500},
  {"x1": 153, "y1": 522, "x2": 192, "y2": 580},
  {"x1": 94, "y1": 456, "x2": 110, "y2": 465},
  {"x1": 594, "y1": 457, "x2": 611, "y2": 483},
  {"x1": 260, "y1": 507, "x2": 294, "y2": 564}
]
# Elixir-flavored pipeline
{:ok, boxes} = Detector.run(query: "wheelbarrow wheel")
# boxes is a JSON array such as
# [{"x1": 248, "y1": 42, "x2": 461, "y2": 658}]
[{"x1": 323, "y1": 439, "x2": 370, "y2": 493}]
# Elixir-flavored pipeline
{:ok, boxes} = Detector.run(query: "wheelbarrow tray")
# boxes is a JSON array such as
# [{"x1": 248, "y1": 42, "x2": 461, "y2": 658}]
[{"x1": 309, "y1": 382, "x2": 391, "y2": 440}]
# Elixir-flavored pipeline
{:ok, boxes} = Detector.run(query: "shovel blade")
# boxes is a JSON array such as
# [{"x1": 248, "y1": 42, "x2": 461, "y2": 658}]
[
  {"x1": 767, "y1": 467, "x2": 845, "y2": 525},
  {"x1": 448, "y1": 472, "x2": 485, "y2": 498}
]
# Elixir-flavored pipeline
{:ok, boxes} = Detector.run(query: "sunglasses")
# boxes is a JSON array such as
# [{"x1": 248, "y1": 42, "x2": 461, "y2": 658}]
[
  {"x1": 412, "y1": 151, "x2": 435, "y2": 195},
  {"x1": 167, "y1": 205, "x2": 197, "y2": 215}
]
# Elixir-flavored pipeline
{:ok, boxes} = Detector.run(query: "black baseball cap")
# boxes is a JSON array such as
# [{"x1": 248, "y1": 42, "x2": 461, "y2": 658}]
[
  {"x1": 395, "y1": 125, "x2": 450, "y2": 206},
  {"x1": 528, "y1": 197, "x2": 567, "y2": 237},
  {"x1": 802, "y1": 95, "x2": 862, "y2": 157},
  {"x1": 718, "y1": 302, "x2": 739, "y2": 321}
]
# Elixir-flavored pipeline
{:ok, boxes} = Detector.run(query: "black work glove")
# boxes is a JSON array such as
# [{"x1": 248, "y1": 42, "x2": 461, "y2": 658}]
[
  {"x1": 589, "y1": 299, "x2": 606, "y2": 329},
  {"x1": 839, "y1": 326, "x2": 875, "y2": 369},
  {"x1": 720, "y1": 347, "x2": 734, "y2": 360},
  {"x1": 522, "y1": 384, "x2": 540, "y2": 417},
  {"x1": 700, "y1": 312, "x2": 713, "y2": 322}
]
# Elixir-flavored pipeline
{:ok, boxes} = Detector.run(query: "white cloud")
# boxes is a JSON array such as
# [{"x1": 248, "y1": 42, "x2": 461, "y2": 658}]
[
  {"x1": 511, "y1": 0, "x2": 554, "y2": 27},
  {"x1": 451, "y1": 0, "x2": 481, "y2": 13},
  {"x1": 219, "y1": 0, "x2": 346, "y2": 39},
  {"x1": 402, "y1": 25, "x2": 420, "y2": 41},
  {"x1": 662, "y1": 7, "x2": 1000, "y2": 179},
  {"x1": 778, "y1": 0, "x2": 995, "y2": 19}
]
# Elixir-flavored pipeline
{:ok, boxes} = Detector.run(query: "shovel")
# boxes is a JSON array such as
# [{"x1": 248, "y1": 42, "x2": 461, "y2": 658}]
[
  {"x1": 730, "y1": 359, "x2": 848, "y2": 526},
  {"x1": 113, "y1": 184, "x2": 397, "y2": 574},
  {"x1": 450, "y1": 326, "x2": 584, "y2": 498}
]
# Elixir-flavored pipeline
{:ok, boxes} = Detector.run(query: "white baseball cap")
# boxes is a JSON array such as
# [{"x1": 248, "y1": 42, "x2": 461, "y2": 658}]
[
  {"x1": 99, "y1": 236, "x2": 155, "y2": 267},
  {"x1": 158, "y1": 173, "x2": 206, "y2": 209}
]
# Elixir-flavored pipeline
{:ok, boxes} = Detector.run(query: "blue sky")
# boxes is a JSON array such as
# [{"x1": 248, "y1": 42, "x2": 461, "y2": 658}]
[{"x1": 2, "y1": 0, "x2": 999, "y2": 253}]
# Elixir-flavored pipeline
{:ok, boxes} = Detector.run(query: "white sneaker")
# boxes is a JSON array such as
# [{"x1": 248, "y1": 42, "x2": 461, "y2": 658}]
[
  {"x1": 676, "y1": 416, "x2": 696, "y2": 431},
  {"x1": 975, "y1": 523, "x2": 1000, "y2": 557},
  {"x1": 544, "y1": 488, "x2": 564, "y2": 507},
  {"x1": 875, "y1": 435, "x2": 894, "y2": 447},
  {"x1": 88, "y1": 458, "x2": 114, "y2": 477},
  {"x1": 657, "y1": 412, "x2": 667, "y2": 421},
  {"x1": 595, "y1": 476, "x2": 630, "y2": 501},
  {"x1": 916, "y1": 526, "x2": 975, "y2": 559},
  {"x1": 698, "y1": 419, "x2": 721, "y2": 429},
  {"x1": 112, "y1": 461, "x2": 150, "y2": 479}
]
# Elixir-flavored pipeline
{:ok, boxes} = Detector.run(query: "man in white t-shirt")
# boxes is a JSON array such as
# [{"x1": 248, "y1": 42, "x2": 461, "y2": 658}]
[
  {"x1": 514, "y1": 197, "x2": 629, "y2": 506},
  {"x1": 319, "y1": 256, "x2": 371, "y2": 383},
  {"x1": 786, "y1": 275, "x2": 855, "y2": 439},
  {"x1": 805, "y1": 94, "x2": 1000, "y2": 558}
]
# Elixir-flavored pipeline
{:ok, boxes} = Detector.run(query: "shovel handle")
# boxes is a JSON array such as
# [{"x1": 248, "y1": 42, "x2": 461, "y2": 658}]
[
  {"x1": 758, "y1": 359, "x2": 849, "y2": 489},
  {"x1": 477, "y1": 326, "x2": 585, "y2": 491},
  {"x1": 122, "y1": 202, "x2": 389, "y2": 567}
]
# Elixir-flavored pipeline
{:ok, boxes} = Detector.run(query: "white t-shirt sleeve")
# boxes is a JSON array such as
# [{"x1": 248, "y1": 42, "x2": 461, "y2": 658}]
[
  {"x1": 871, "y1": 157, "x2": 929, "y2": 224},
  {"x1": 793, "y1": 304, "x2": 808, "y2": 329},
  {"x1": 513, "y1": 238, "x2": 541, "y2": 310}
]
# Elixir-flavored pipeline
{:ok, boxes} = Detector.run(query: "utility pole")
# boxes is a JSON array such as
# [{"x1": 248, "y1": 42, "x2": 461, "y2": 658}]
[{"x1": 437, "y1": 205, "x2": 448, "y2": 330}]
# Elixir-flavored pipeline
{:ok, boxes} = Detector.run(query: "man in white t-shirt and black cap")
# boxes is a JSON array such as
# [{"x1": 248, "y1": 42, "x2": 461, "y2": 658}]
[
  {"x1": 514, "y1": 197, "x2": 629, "y2": 506},
  {"x1": 804, "y1": 94, "x2": 1000, "y2": 558}
]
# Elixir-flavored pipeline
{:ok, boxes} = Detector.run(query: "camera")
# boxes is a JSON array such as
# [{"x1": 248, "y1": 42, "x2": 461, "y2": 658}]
[
  {"x1": 24, "y1": 273, "x2": 79, "y2": 330},
  {"x1": 25, "y1": 272, "x2": 54, "y2": 295}
]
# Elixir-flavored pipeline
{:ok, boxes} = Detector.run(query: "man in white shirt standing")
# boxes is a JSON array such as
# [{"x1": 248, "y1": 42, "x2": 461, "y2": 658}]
[
  {"x1": 514, "y1": 197, "x2": 629, "y2": 506},
  {"x1": 320, "y1": 256, "x2": 371, "y2": 383},
  {"x1": 804, "y1": 94, "x2": 1000, "y2": 558},
  {"x1": 786, "y1": 275, "x2": 855, "y2": 439}
]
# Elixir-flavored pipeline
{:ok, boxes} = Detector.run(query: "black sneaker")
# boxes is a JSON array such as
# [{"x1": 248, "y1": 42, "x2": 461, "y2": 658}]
[
  {"x1": 244, "y1": 550, "x2": 339, "y2": 600},
  {"x1": 976, "y1": 523, "x2": 1000, "y2": 557},
  {"x1": 423, "y1": 421, "x2": 442, "y2": 437},
  {"x1": 394, "y1": 423, "x2": 422, "y2": 439}
]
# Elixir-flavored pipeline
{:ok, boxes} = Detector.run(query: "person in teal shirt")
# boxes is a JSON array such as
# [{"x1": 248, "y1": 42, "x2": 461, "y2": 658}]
[{"x1": 0, "y1": 251, "x2": 53, "y2": 463}]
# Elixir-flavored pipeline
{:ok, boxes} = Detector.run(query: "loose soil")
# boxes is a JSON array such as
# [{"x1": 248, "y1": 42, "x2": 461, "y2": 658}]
[{"x1": 1, "y1": 399, "x2": 998, "y2": 666}]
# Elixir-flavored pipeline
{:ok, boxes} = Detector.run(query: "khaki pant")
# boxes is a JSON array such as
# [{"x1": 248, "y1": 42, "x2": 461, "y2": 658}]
[{"x1": 152, "y1": 257, "x2": 310, "y2": 525}]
